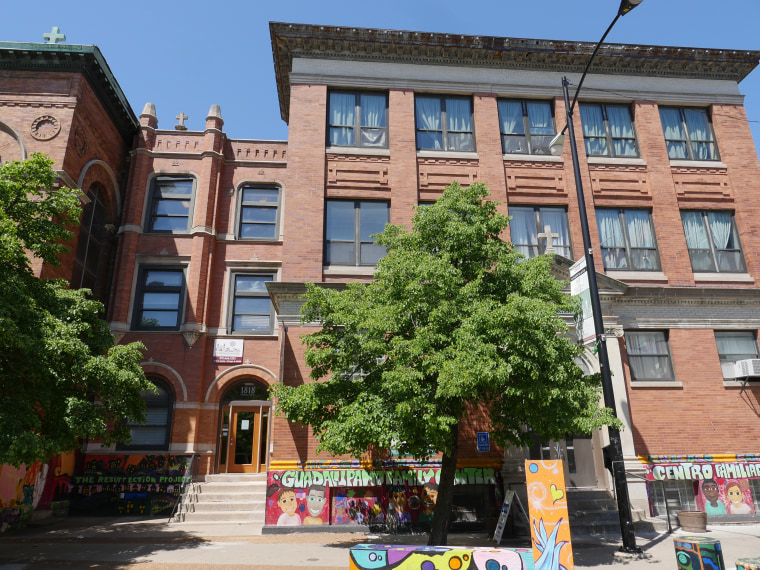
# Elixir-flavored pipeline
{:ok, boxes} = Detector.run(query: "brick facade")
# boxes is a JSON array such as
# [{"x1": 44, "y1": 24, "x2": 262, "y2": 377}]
[{"x1": 6, "y1": 23, "x2": 760, "y2": 522}]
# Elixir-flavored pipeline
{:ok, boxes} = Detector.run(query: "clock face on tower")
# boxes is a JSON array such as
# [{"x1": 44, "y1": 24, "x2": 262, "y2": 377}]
[{"x1": 30, "y1": 115, "x2": 61, "y2": 141}]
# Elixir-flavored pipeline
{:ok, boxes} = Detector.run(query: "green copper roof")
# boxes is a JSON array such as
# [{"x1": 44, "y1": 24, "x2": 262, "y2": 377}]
[{"x1": 0, "y1": 41, "x2": 138, "y2": 141}]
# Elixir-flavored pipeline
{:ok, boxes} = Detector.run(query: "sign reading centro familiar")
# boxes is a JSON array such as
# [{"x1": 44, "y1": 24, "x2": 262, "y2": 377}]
[
  {"x1": 646, "y1": 462, "x2": 760, "y2": 481},
  {"x1": 213, "y1": 339, "x2": 244, "y2": 364}
]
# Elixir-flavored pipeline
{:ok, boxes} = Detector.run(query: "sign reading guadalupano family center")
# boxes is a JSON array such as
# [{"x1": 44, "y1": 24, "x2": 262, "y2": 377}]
[{"x1": 265, "y1": 467, "x2": 497, "y2": 527}]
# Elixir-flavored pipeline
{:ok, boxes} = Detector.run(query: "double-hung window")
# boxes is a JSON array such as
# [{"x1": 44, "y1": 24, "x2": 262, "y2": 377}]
[
  {"x1": 238, "y1": 185, "x2": 280, "y2": 239},
  {"x1": 132, "y1": 266, "x2": 185, "y2": 330},
  {"x1": 328, "y1": 91, "x2": 388, "y2": 148},
  {"x1": 325, "y1": 200, "x2": 389, "y2": 266},
  {"x1": 659, "y1": 107, "x2": 718, "y2": 160},
  {"x1": 715, "y1": 331, "x2": 759, "y2": 379},
  {"x1": 415, "y1": 96, "x2": 474, "y2": 152},
  {"x1": 625, "y1": 331, "x2": 675, "y2": 381},
  {"x1": 681, "y1": 211, "x2": 745, "y2": 273},
  {"x1": 117, "y1": 378, "x2": 173, "y2": 450},
  {"x1": 230, "y1": 274, "x2": 274, "y2": 334},
  {"x1": 498, "y1": 99, "x2": 555, "y2": 155},
  {"x1": 596, "y1": 209, "x2": 660, "y2": 271},
  {"x1": 579, "y1": 103, "x2": 638, "y2": 158},
  {"x1": 146, "y1": 177, "x2": 194, "y2": 232},
  {"x1": 509, "y1": 206, "x2": 571, "y2": 259}
]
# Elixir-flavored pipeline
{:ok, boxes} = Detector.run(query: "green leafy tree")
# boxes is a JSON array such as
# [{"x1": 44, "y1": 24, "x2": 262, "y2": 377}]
[
  {"x1": 0, "y1": 154, "x2": 152, "y2": 467},
  {"x1": 272, "y1": 181, "x2": 619, "y2": 545}
]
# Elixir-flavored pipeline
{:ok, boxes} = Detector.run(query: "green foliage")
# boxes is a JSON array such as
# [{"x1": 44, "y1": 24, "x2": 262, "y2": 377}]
[
  {"x1": 0, "y1": 154, "x2": 152, "y2": 467},
  {"x1": 273, "y1": 181, "x2": 620, "y2": 461}
]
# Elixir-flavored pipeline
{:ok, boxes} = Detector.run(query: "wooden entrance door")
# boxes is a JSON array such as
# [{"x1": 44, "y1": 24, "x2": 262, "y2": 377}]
[{"x1": 218, "y1": 401, "x2": 270, "y2": 474}]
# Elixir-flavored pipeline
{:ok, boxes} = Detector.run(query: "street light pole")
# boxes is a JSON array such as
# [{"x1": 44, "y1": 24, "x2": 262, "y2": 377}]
[
  {"x1": 554, "y1": 0, "x2": 644, "y2": 555},
  {"x1": 561, "y1": 76, "x2": 639, "y2": 554}
]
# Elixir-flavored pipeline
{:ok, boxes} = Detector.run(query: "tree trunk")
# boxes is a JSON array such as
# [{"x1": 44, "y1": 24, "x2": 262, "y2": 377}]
[{"x1": 428, "y1": 424, "x2": 459, "y2": 546}]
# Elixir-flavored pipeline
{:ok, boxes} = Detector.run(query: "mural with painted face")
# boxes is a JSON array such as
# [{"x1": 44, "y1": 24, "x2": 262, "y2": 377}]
[
  {"x1": 700, "y1": 479, "x2": 726, "y2": 516},
  {"x1": 269, "y1": 486, "x2": 301, "y2": 526},
  {"x1": 303, "y1": 484, "x2": 327, "y2": 524}
]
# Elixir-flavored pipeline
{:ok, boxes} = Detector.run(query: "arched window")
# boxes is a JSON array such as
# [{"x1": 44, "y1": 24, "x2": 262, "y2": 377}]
[
  {"x1": 117, "y1": 378, "x2": 174, "y2": 450},
  {"x1": 72, "y1": 184, "x2": 116, "y2": 306}
]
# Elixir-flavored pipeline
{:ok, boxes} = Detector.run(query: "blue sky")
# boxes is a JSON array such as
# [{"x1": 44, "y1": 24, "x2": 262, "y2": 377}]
[{"x1": 3, "y1": 0, "x2": 760, "y2": 152}]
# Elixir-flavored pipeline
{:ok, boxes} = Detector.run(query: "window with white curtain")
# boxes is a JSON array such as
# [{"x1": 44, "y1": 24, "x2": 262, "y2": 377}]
[
  {"x1": 579, "y1": 103, "x2": 638, "y2": 158},
  {"x1": 715, "y1": 331, "x2": 759, "y2": 378},
  {"x1": 625, "y1": 331, "x2": 675, "y2": 381},
  {"x1": 596, "y1": 209, "x2": 660, "y2": 271},
  {"x1": 659, "y1": 107, "x2": 718, "y2": 161},
  {"x1": 117, "y1": 378, "x2": 173, "y2": 450},
  {"x1": 509, "y1": 206, "x2": 571, "y2": 259},
  {"x1": 415, "y1": 95, "x2": 474, "y2": 152},
  {"x1": 498, "y1": 99, "x2": 555, "y2": 155},
  {"x1": 681, "y1": 211, "x2": 745, "y2": 273},
  {"x1": 328, "y1": 91, "x2": 388, "y2": 148}
]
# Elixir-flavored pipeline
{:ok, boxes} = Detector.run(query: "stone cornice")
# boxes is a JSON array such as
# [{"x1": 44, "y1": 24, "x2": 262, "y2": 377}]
[
  {"x1": 270, "y1": 22, "x2": 760, "y2": 124},
  {"x1": 0, "y1": 41, "x2": 138, "y2": 141},
  {"x1": 614, "y1": 285, "x2": 760, "y2": 305}
]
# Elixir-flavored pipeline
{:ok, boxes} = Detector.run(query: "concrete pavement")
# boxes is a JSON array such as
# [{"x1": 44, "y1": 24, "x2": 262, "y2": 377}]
[{"x1": 1, "y1": 515, "x2": 759, "y2": 568}]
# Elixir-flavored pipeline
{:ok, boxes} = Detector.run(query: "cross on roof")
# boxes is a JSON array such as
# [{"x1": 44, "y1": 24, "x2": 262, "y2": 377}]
[
  {"x1": 43, "y1": 26, "x2": 66, "y2": 44},
  {"x1": 537, "y1": 225, "x2": 560, "y2": 254},
  {"x1": 175, "y1": 112, "x2": 188, "y2": 131}
]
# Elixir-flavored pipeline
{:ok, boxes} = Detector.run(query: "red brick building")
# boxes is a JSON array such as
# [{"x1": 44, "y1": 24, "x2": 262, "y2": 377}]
[{"x1": 4, "y1": 23, "x2": 760, "y2": 529}]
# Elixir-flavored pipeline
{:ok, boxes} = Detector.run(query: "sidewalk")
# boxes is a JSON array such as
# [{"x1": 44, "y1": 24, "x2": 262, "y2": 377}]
[{"x1": 1, "y1": 515, "x2": 759, "y2": 568}]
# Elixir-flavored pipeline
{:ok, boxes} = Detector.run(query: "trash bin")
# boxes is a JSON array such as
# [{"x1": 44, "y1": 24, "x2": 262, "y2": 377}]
[{"x1": 674, "y1": 536, "x2": 725, "y2": 570}]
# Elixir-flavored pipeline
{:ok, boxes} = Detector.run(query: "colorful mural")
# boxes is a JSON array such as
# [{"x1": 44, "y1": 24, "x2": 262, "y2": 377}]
[
  {"x1": 349, "y1": 544, "x2": 534, "y2": 570},
  {"x1": 674, "y1": 536, "x2": 726, "y2": 570},
  {"x1": 697, "y1": 479, "x2": 755, "y2": 516},
  {"x1": 643, "y1": 457, "x2": 759, "y2": 516},
  {"x1": 0, "y1": 453, "x2": 73, "y2": 511},
  {"x1": 265, "y1": 467, "x2": 496, "y2": 527},
  {"x1": 69, "y1": 454, "x2": 192, "y2": 516},
  {"x1": 646, "y1": 461, "x2": 760, "y2": 482},
  {"x1": 0, "y1": 453, "x2": 74, "y2": 532},
  {"x1": 525, "y1": 460, "x2": 574, "y2": 570},
  {"x1": 737, "y1": 558, "x2": 760, "y2": 570}
]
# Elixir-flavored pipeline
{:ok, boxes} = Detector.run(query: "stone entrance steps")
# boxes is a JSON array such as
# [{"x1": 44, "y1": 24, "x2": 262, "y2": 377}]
[
  {"x1": 567, "y1": 489, "x2": 668, "y2": 536},
  {"x1": 171, "y1": 473, "x2": 267, "y2": 524}
]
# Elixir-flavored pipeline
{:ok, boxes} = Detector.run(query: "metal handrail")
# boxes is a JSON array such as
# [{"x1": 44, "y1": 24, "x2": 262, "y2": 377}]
[{"x1": 168, "y1": 454, "x2": 198, "y2": 522}]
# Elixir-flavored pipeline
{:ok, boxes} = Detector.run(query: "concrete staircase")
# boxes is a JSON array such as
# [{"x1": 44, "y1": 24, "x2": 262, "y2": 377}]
[
  {"x1": 567, "y1": 489, "x2": 668, "y2": 536},
  {"x1": 171, "y1": 473, "x2": 266, "y2": 524}
]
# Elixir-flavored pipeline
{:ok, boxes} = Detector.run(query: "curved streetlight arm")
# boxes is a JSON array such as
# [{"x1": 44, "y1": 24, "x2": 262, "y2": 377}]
[{"x1": 567, "y1": 13, "x2": 621, "y2": 119}]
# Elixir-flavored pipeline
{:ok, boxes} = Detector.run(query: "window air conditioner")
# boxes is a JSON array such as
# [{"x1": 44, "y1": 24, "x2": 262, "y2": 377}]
[{"x1": 735, "y1": 359, "x2": 760, "y2": 378}]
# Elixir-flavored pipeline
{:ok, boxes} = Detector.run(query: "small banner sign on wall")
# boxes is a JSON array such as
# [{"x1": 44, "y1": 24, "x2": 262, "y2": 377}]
[{"x1": 213, "y1": 339, "x2": 243, "y2": 364}]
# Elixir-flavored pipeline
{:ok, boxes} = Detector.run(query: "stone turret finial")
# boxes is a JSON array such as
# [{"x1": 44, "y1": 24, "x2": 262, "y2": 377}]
[
  {"x1": 140, "y1": 102, "x2": 158, "y2": 129},
  {"x1": 205, "y1": 104, "x2": 224, "y2": 132},
  {"x1": 141, "y1": 102, "x2": 156, "y2": 118},
  {"x1": 207, "y1": 104, "x2": 222, "y2": 120}
]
